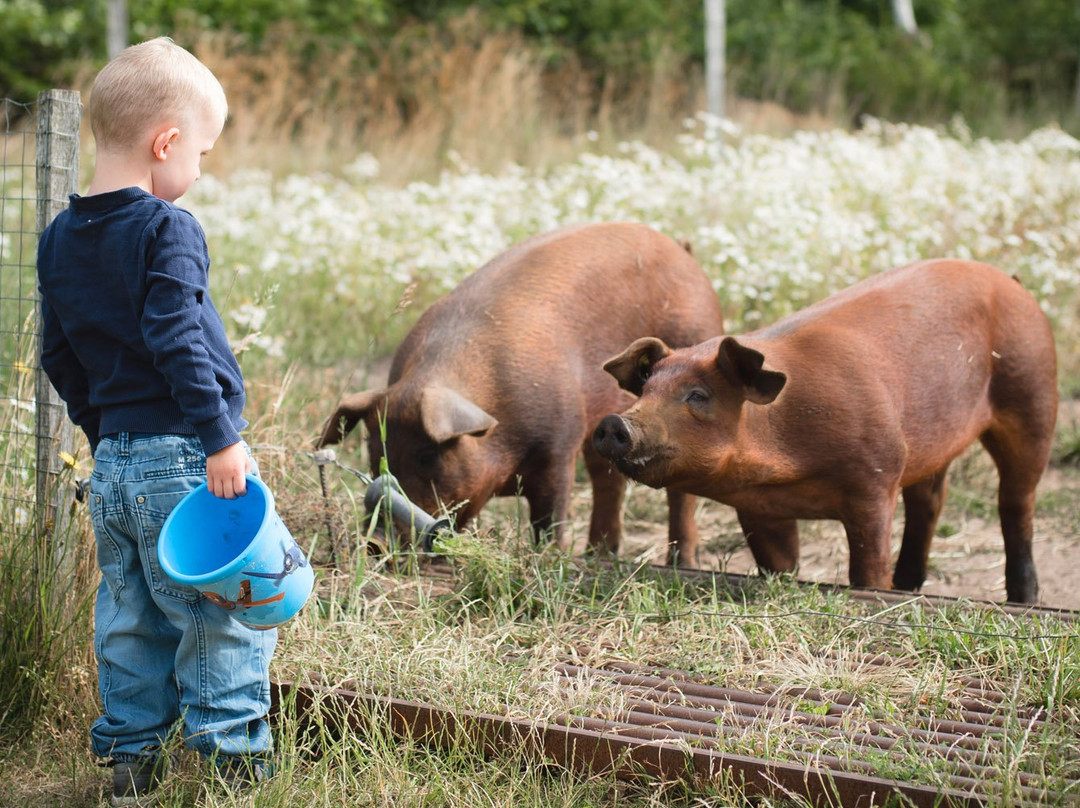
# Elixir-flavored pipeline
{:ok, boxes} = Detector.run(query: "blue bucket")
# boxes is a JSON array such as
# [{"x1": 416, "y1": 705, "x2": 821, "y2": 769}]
[{"x1": 158, "y1": 475, "x2": 314, "y2": 630}]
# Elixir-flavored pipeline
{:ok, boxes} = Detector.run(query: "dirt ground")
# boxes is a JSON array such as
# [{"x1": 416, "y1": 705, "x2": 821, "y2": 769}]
[{"x1": 597, "y1": 461, "x2": 1080, "y2": 612}]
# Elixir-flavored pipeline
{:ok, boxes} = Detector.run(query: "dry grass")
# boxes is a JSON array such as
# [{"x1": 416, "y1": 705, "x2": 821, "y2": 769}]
[
  {"x1": 196, "y1": 16, "x2": 704, "y2": 182},
  {"x1": 60, "y1": 18, "x2": 835, "y2": 187}
]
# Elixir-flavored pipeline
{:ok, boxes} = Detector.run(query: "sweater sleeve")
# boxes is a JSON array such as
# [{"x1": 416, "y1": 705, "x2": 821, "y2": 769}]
[
  {"x1": 39, "y1": 290, "x2": 101, "y2": 453},
  {"x1": 140, "y1": 210, "x2": 241, "y2": 455}
]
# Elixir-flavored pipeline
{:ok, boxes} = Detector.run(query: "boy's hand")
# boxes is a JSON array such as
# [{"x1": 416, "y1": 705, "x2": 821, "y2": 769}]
[{"x1": 206, "y1": 442, "x2": 251, "y2": 499}]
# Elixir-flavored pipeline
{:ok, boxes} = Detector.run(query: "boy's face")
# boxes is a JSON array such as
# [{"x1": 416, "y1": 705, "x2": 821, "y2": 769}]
[{"x1": 150, "y1": 108, "x2": 225, "y2": 203}]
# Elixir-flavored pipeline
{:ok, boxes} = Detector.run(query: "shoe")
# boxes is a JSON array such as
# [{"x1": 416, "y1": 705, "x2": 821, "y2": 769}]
[
  {"x1": 211, "y1": 756, "x2": 274, "y2": 792},
  {"x1": 110, "y1": 756, "x2": 169, "y2": 806}
]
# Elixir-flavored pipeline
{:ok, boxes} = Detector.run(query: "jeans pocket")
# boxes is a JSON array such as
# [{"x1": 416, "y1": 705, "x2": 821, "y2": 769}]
[{"x1": 137, "y1": 488, "x2": 203, "y2": 603}]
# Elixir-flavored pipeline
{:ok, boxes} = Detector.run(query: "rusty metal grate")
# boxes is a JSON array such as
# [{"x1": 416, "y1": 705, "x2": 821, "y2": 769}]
[
  {"x1": 273, "y1": 556, "x2": 1078, "y2": 805},
  {"x1": 550, "y1": 658, "x2": 1069, "y2": 804},
  {"x1": 272, "y1": 648, "x2": 1079, "y2": 806}
]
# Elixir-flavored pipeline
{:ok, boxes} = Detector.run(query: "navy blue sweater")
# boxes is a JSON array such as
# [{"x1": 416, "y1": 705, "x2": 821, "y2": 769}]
[{"x1": 37, "y1": 187, "x2": 246, "y2": 455}]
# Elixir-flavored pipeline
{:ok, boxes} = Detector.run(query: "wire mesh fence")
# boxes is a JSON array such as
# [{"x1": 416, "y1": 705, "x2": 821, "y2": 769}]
[
  {"x1": 1, "y1": 99, "x2": 44, "y2": 526},
  {"x1": 1, "y1": 92, "x2": 80, "y2": 548}
]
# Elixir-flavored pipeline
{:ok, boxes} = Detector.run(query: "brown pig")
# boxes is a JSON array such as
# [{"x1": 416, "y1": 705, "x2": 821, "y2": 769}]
[
  {"x1": 593, "y1": 259, "x2": 1058, "y2": 602},
  {"x1": 317, "y1": 222, "x2": 725, "y2": 565}
]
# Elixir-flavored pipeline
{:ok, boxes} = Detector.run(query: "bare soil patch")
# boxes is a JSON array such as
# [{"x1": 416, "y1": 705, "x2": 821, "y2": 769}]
[{"x1": 590, "y1": 461, "x2": 1080, "y2": 611}]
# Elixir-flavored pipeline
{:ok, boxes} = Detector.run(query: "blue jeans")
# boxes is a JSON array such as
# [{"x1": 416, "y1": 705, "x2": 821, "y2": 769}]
[{"x1": 88, "y1": 433, "x2": 276, "y2": 762}]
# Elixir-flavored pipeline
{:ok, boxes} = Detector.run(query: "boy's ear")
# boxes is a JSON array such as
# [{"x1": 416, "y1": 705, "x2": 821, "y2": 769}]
[{"x1": 152, "y1": 127, "x2": 180, "y2": 161}]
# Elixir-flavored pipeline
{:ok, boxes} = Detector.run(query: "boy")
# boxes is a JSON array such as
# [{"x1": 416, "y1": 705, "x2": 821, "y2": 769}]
[{"x1": 36, "y1": 37, "x2": 276, "y2": 805}]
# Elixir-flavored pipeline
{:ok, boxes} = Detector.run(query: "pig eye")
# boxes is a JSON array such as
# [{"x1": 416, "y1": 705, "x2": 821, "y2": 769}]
[
  {"x1": 685, "y1": 388, "x2": 710, "y2": 404},
  {"x1": 418, "y1": 449, "x2": 439, "y2": 467}
]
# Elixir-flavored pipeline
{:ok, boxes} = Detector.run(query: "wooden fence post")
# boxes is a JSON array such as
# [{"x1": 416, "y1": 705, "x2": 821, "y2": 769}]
[{"x1": 35, "y1": 89, "x2": 80, "y2": 580}]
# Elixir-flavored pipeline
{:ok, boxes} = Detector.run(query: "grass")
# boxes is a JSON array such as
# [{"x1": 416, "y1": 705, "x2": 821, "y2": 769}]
[
  {"x1": 6, "y1": 507, "x2": 1080, "y2": 805},
  {"x1": 1053, "y1": 417, "x2": 1080, "y2": 467},
  {"x1": 4, "y1": 34, "x2": 1080, "y2": 807},
  {"x1": 3, "y1": 433, "x2": 1080, "y2": 805},
  {"x1": 0, "y1": 336, "x2": 97, "y2": 744}
]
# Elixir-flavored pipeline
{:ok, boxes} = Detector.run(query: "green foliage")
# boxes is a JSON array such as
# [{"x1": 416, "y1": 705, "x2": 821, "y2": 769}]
[
  {"x1": 127, "y1": 0, "x2": 392, "y2": 49},
  {"x1": 0, "y1": 0, "x2": 89, "y2": 100},
  {"x1": 468, "y1": 0, "x2": 703, "y2": 69},
  {"x1": 724, "y1": 0, "x2": 1079, "y2": 127},
  {"x1": 0, "y1": 0, "x2": 397, "y2": 99},
  {"x1": 3, "y1": 0, "x2": 1078, "y2": 132},
  {"x1": 957, "y1": 0, "x2": 1080, "y2": 98}
]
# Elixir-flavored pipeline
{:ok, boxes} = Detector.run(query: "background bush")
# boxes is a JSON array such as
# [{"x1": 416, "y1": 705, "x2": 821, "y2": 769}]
[{"x1": 3, "y1": 0, "x2": 1079, "y2": 136}]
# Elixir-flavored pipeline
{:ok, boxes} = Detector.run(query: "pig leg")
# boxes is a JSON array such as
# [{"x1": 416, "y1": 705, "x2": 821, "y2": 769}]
[
  {"x1": 737, "y1": 512, "x2": 799, "y2": 574},
  {"x1": 521, "y1": 458, "x2": 576, "y2": 550},
  {"x1": 581, "y1": 441, "x2": 626, "y2": 555},
  {"x1": 981, "y1": 426, "x2": 1049, "y2": 604},
  {"x1": 666, "y1": 490, "x2": 700, "y2": 568},
  {"x1": 841, "y1": 496, "x2": 899, "y2": 590},
  {"x1": 892, "y1": 468, "x2": 949, "y2": 592},
  {"x1": 995, "y1": 481, "x2": 1039, "y2": 604}
]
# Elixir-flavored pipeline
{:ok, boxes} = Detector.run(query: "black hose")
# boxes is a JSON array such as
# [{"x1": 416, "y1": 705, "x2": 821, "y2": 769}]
[{"x1": 362, "y1": 474, "x2": 453, "y2": 553}]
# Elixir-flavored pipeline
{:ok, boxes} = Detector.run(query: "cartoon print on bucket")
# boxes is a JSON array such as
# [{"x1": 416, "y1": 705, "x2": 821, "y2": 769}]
[{"x1": 158, "y1": 474, "x2": 314, "y2": 629}]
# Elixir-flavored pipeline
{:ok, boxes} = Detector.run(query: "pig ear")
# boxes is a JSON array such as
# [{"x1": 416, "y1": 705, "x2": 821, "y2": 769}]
[
  {"x1": 716, "y1": 337, "x2": 786, "y2": 405},
  {"x1": 317, "y1": 388, "x2": 388, "y2": 447},
  {"x1": 602, "y1": 337, "x2": 673, "y2": 396},
  {"x1": 420, "y1": 386, "x2": 498, "y2": 444}
]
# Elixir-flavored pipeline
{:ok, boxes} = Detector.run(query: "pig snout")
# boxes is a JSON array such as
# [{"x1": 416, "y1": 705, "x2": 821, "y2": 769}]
[
  {"x1": 593, "y1": 413, "x2": 670, "y2": 490},
  {"x1": 593, "y1": 414, "x2": 633, "y2": 461}
]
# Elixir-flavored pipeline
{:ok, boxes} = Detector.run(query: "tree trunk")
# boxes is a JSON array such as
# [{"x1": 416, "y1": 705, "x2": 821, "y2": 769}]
[
  {"x1": 107, "y1": 0, "x2": 128, "y2": 57},
  {"x1": 890, "y1": 0, "x2": 918, "y2": 38},
  {"x1": 1075, "y1": 51, "x2": 1080, "y2": 117},
  {"x1": 705, "y1": 0, "x2": 726, "y2": 118}
]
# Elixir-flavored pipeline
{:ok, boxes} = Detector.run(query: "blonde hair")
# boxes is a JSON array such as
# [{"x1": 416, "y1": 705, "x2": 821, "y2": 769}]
[{"x1": 88, "y1": 37, "x2": 227, "y2": 151}]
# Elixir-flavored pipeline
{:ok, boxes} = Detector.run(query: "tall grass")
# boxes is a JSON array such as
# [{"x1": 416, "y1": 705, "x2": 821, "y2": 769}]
[
  {"x1": 0, "y1": 508, "x2": 95, "y2": 736},
  {"x1": 0, "y1": 358, "x2": 96, "y2": 742}
]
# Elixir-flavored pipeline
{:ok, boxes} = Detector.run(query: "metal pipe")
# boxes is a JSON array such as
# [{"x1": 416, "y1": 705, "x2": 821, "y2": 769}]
[{"x1": 363, "y1": 474, "x2": 453, "y2": 553}]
